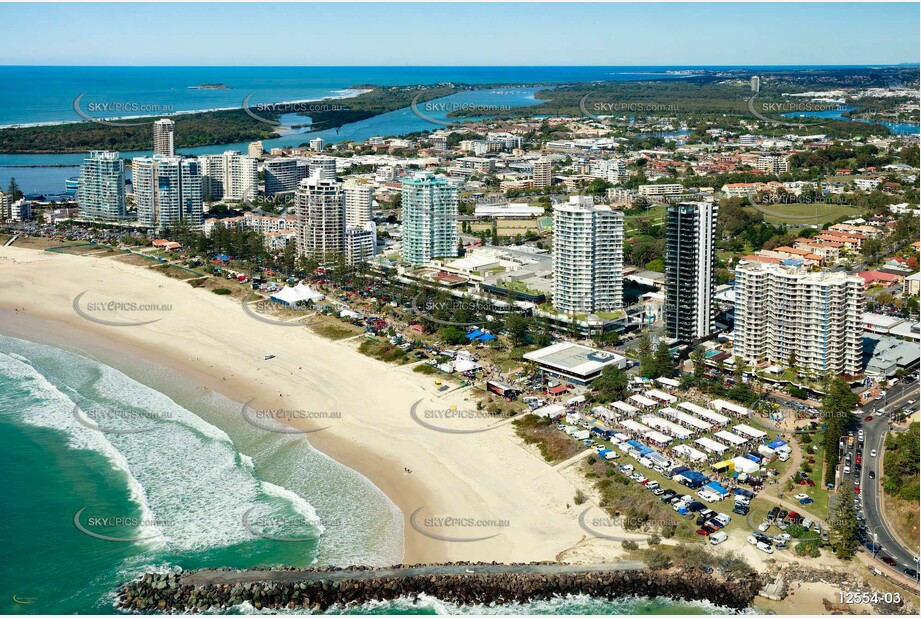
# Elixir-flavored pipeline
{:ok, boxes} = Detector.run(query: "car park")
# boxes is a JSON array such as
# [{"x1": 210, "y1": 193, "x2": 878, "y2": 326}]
[
  {"x1": 652, "y1": 487, "x2": 665, "y2": 495},
  {"x1": 843, "y1": 466, "x2": 851, "y2": 474}
]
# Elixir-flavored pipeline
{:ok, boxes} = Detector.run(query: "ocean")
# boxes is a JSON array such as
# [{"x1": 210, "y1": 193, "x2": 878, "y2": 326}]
[
  {"x1": 2, "y1": 64, "x2": 913, "y2": 195},
  {"x1": 0, "y1": 332, "x2": 748, "y2": 615}
]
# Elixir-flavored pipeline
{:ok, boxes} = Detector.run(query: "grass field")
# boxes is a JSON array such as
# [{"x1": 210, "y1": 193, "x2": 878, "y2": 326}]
[{"x1": 745, "y1": 203, "x2": 862, "y2": 226}]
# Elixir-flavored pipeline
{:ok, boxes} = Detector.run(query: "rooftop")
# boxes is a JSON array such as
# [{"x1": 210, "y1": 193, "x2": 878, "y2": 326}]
[{"x1": 523, "y1": 342, "x2": 625, "y2": 377}]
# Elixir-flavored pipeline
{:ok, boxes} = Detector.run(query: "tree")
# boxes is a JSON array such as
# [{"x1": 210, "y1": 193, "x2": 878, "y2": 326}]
[
  {"x1": 861, "y1": 238, "x2": 883, "y2": 264},
  {"x1": 505, "y1": 313, "x2": 530, "y2": 347},
  {"x1": 829, "y1": 483, "x2": 860, "y2": 559},
  {"x1": 653, "y1": 341, "x2": 674, "y2": 378},
  {"x1": 5, "y1": 177, "x2": 22, "y2": 201},
  {"x1": 690, "y1": 346, "x2": 706, "y2": 388},
  {"x1": 822, "y1": 377, "x2": 859, "y2": 481},
  {"x1": 592, "y1": 365, "x2": 629, "y2": 403}
]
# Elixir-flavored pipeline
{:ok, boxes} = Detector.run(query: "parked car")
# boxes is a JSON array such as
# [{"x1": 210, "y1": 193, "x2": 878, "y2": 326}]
[{"x1": 757, "y1": 541, "x2": 775, "y2": 554}]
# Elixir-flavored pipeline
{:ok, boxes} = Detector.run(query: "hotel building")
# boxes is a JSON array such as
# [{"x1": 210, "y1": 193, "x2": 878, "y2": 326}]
[
  {"x1": 133, "y1": 155, "x2": 203, "y2": 230},
  {"x1": 199, "y1": 151, "x2": 258, "y2": 201},
  {"x1": 295, "y1": 177, "x2": 345, "y2": 260},
  {"x1": 733, "y1": 261, "x2": 864, "y2": 376},
  {"x1": 552, "y1": 196, "x2": 624, "y2": 314},
  {"x1": 401, "y1": 172, "x2": 459, "y2": 264},
  {"x1": 153, "y1": 119, "x2": 176, "y2": 157},
  {"x1": 77, "y1": 151, "x2": 127, "y2": 222}
]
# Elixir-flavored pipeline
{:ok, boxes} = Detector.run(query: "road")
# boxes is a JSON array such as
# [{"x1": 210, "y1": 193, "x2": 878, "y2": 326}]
[{"x1": 842, "y1": 377, "x2": 919, "y2": 581}]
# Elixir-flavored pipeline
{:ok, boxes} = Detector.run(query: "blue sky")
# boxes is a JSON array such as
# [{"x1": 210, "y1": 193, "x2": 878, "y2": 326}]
[{"x1": 1, "y1": 2, "x2": 918, "y2": 66}]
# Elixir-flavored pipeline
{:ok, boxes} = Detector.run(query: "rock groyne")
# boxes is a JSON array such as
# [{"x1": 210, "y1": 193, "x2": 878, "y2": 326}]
[{"x1": 116, "y1": 562, "x2": 762, "y2": 612}]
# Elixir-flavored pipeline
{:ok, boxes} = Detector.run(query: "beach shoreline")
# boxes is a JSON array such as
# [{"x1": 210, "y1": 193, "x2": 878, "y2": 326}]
[
  {"x1": 0, "y1": 89, "x2": 371, "y2": 131},
  {"x1": 0, "y1": 245, "x2": 588, "y2": 566}
]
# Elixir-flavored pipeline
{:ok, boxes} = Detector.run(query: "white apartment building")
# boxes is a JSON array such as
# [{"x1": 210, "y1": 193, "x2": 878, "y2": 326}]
[
  {"x1": 345, "y1": 221, "x2": 377, "y2": 265},
  {"x1": 343, "y1": 181, "x2": 374, "y2": 228},
  {"x1": 401, "y1": 171, "x2": 459, "y2": 264},
  {"x1": 639, "y1": 184, "x2": 684, "y2": 197},
  {"x1": 153, "y1": 119, "x2": 175, "y2": 157},
  {"x1": 756, "y1": 154, "x2": 790, "y2": 174},
  {"x1": 199, "y1": 151, "x2": 258, "y2": 201},
  {"x1": 77, "y1": 150, "x2": 127, "y2": 222},
  {"x1": 264, "y1": 158, "x2": 305, "y2": 197},
  {"x1": 591, "y1": 158, "x2": 629, "y2": 184},
  {"x1": 552, "y1": 196, "x2": 624, "y2": 314},
  {"x1": 309, "y1": 155, "x2": 337, "y2": 180},
  {"x1": 295, "y1": 177, "x2": 345, "y2": 260},
  {"x1": 733, "y1": 261, "x2": 864, "y2": 376},
  {"x1": 310, "y1": 138, "x2": 325, "y2": 153},
  {"x1": 133, "y1": 155, "x2": 203, "y2": 229}
]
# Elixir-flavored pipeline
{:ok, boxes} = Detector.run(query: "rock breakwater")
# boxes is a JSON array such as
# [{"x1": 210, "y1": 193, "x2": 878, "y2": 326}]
[{"x1": 116, "y1": 562, "x2": 762, "y2": 612}]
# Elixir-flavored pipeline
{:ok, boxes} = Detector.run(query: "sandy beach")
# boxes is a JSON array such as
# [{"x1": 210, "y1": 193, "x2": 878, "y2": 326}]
[{"x1": 0, "y1": 246, "x2": 588, "y2": 565}]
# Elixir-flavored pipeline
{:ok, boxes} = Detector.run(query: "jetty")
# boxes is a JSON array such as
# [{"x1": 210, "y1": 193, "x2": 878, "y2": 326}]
[{"x1": 117, "y1": 562, "x2": 763, "y2": 612}]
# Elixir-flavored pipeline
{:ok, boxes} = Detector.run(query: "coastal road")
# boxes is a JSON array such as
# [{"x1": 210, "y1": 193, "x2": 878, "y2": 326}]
[
  {"x1": 184, "y1": 562, "x2": 647, "y2": 586},
  {"x1": 848, "y1": 378, "x2": 919, "y2": 582}
]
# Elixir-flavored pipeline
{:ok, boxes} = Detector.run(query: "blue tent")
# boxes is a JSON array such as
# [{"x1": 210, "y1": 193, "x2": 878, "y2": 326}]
[
  {"x1": 476, "y1": 333, "x2": 496, "y2": 342},
  {"x1": 704, "y1": 481, "x2": 729, "y2": 495},
  {"x1": 465, "y1": 329, "x2": 484, "y2": 340},
  {"x1": 768, "y1": 439, "x2": 788, "y2": 450},
  {"x1": 626, "y1": 439, "x2": 644, "y2": 450}
]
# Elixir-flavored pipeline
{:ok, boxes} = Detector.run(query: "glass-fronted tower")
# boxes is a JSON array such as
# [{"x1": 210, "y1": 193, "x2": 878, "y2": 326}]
[
  {"x1": 400, "y1": 172, "x2": 458, "y2": 265},
  {"x1": 664, "y1": 201, "x2": 717, "y2": 342}
]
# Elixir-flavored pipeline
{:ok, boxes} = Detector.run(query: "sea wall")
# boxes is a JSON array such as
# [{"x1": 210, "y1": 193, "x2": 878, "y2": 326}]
[{"x1": 116, "y1": 563, "x2": 763, "y2": 612}]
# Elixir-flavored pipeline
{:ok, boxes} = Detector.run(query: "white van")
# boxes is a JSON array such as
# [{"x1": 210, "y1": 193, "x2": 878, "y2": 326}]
[
  {"x1": 777, "y1": 452, "x2": 790, "y2": 462},
  {"x1": 710, "y1": 531, "x2": 728, "y2": 545}
]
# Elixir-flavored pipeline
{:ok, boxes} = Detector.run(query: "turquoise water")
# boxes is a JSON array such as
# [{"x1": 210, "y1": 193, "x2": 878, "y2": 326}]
[
  {"x1": 0, "y1": 333, "x2": 747, "y2": 614},
  {"x1": 781, "y1": 106, "x2": 919, "y2": 135},
  {"x1": 0, "y1": 333, "x2": 401, "y2": 614}
]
